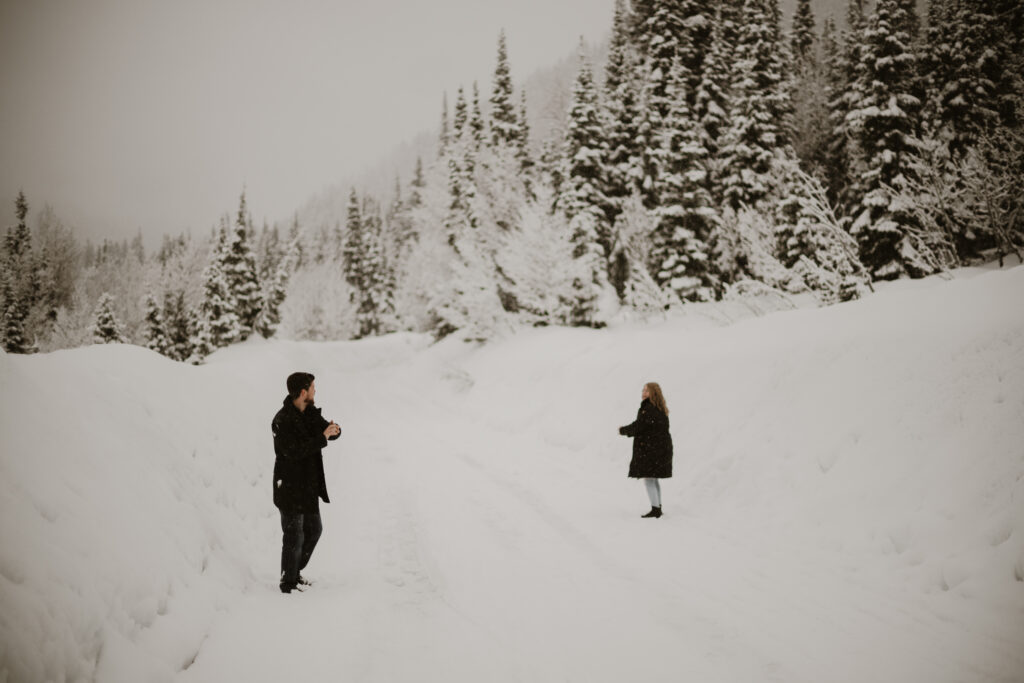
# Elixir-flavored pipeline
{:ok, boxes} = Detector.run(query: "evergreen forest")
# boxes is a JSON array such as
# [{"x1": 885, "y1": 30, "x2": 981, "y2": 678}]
[{"x1": 2, "y1": 0, "x2": 1022, "y2": 360}]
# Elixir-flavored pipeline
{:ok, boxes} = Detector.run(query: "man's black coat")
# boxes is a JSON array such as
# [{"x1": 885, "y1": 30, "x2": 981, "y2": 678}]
[
  {"x1": 272, "y1": 396, "x2": 340, "y2": 513},
  {"x1": 620, "y1": 398, "x2": 673, "y2": 479}
]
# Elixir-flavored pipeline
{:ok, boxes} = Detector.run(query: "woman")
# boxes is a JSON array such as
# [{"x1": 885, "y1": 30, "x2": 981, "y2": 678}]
[{"x1": 619, "y1": 382, "x2": 673, "y2": 518}]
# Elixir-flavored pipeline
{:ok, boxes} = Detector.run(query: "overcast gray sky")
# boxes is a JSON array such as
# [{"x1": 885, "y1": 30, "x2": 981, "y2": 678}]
[{"x1": 0, "y1": 0, "x2": 615, "y2": 244}]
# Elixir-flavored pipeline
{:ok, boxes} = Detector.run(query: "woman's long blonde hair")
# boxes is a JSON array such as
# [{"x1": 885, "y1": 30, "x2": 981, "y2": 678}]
[{"x1": 645, "y1": 382, "x2": 669, "y2": 415}]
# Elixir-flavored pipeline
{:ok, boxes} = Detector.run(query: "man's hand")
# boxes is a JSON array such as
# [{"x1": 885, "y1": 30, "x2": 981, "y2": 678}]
[{"x1": 324, "y1": 421, "x2": 341, "y2": 438}]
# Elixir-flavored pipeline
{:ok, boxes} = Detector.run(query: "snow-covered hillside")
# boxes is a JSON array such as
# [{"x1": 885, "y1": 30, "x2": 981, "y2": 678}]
[{"x1": 2, "y1": 263, "x2": 1023, "y2": 683}]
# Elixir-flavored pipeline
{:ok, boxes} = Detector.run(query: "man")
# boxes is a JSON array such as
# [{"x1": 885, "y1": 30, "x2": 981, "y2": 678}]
[{"x1": 271, "y1": 372, "x2": 341, "y2": 593}]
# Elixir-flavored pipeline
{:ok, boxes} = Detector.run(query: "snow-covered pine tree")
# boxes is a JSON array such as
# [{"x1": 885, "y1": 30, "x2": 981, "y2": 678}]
[
  {"x1": 444, "y1": 160, "x2": 465, "y2": 249},
  {"x1": 449, "y1": 84, "x2": 479, "y2": 179},
  {"x1": 439, "y1": 92, "x2": 451, "y2": 157},
  {"x1": 444, "y1": 101, "x2": 481, "y2": 244},
  {"x1": 694, "y1": 10, "x2": 731, "y2": 203},
  {"x1": 922, "y1": 0, "x2": 1003, "y2": 161},
  {"x1": 287, "y1": 214, "x2": 305, "y2": 270},
  {"x1": 256, "y1": 222, "x2": 283, "y2": 282},
  {"x1": 3, "y1": 191, "x2": 35, "y2": 348},
  {"x1": 453, "y1": 86, "x2": 468, "y2": 141},
  {"x1": 189, "y1": 260, "x2": 241, "y2": 364},
  {"x1": 538, "y1": 141, "x2": 566, "y2": 213},
  {"x1": 894, "y1": 0, "x2": 919, "y2": 45},
  {"x1": 419, "y1": 135, "x2": 506, "y2": 340},
  {"x1": 162, "y1": 290, "x2": 192, "y2": 362},
  {"x1": 0, "y1": 274, "x2": 12, "y2": 349},
  {"x1": 385, "y1": 182, "x2": 400, "y2": 244},
  {"x1": 639, "y1": 0, "x2": 683, "y2": 119},
  {"x1": 470, "y1": 81, "x2": 486, "y2": 149},
  {"x1": 630, "y1": 0, "x2": 657, "y2": 46},
  {"x1": 791, "y1": 0, "x2": 816, "y2": 66},
  {"x1": 719, "y1": 0, "x2": 789, "y2": 210},
  {"x1": 217, "y1": 191, "x2": 263, "y2": 338},
  {"x1": 332, "y1": 217, "x2": 347, "y2": 262},
  {"x1": 676, "y1": 0, "x2": 716, "y2": 106},
  {"x1": 603, "y1": 0, "x2": 644, "y2": 227},
  {"x1": 394, "y1": 161, "x2": 454, "y2": 330},
  {"x1": 563, "y1": 47, "x2": 613, "y2": 326},
  {"x1": 717, "y1": 0, "x2": 746, "y2": 50},
  {"x1": 602, "y1": 0, "x2": 635, "y2": 132},
  {"x1": 388, "y1": 176, "x2": 416, "y2": 257},
  {"x1": 0, "y1": 287, "x2": 26, "y2": 355},
  {"x1": 603, "y1": 0, "x2": 648, "y2": 298},
  {"x1": 0, "y1": 243, "x2": 10, "y2": 316},
  {"x1": 342, "y1": 188, "x2": 364, "y2": 297},
  {"x1": 910, "y1": 0, "x2": 1007, "y2": 261},
  {"x1": 788, "y1": 9, "x2": 832, "y2": 181},
  {"x1": 92, "y1": 292, "x2": 127, "y2": 344},
  {"x1": 820, "y1": 16, "x2": 839, "y2": 86},
  {"x1": 379, "y1": 200, "x2": 399, "y2": 330},
  {"x1": 920, "y1": 0, "x2": 953, "y2": 139},
  {"x1": 847, "y1": 0, "x2": 930, "y2": 279},
  {"x1": 824, "y1": 0, "x2": 867, "y2": 211},
  {"x1": 637, "y1": 102, "x2": 664, "y2": 214},
  {"x1": 986, "y1": 0, "x2": 1024, "y2": 130},
  {"x1": 3, "y1": 299, "x2": 29, "y2": 353},
  {"x1": 30, "y1": 243, "x2": 56, "y2": 328},
  {"x1": 517, "y1": 90, "x2": 535, "y2": 183},
  {"x1": 142, "y1": 293, "x2": 169, "y2": 355},
  {"x1": 490, "y1": 29, "x2": 521, "y2": 147},
  {"x1": 7, "y1": 191, "x2": 31, "y2": 262},
  {"x1": 473, "y1": 141, "x2": 529, "y2": 243},
  {"x1": 341, "y1": 189, "x2": 400, "y2": 339},
  {"x1": 636, "y1": 0, "x2": 686, "y2": 209},
  {"x1": 355, "y1": 199, "x2": 394, "y2": 339},
  {"x1": 410, "y1": 157, "x2": 425, "y2": 209},
  {"x1": 255, "y1": 237, "x2": 298, "y2": 339},
  {"x1": 651, "y1": 57, "x2": 720, "y2": 302}
]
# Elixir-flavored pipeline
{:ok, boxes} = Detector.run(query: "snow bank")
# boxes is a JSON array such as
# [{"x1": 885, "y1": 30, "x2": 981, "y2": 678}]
[
  {"x1": 0, "y1": 332, "x2": 435, "y2": 683},
  {"x1": 1, "y1": 265, "x2": 1022, "y2": 682},
  {"x1": 0, "y1": 345, "x2": 268, "y2": 682}
]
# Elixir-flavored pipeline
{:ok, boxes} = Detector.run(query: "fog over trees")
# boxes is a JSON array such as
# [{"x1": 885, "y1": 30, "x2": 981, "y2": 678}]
[{"x1": 3, "y1": 0, "x2": 1022, "y2": 360}]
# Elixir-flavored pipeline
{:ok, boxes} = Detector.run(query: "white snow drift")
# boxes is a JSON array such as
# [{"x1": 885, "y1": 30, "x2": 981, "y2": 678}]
[{"x1": 1, "y1": 263, "x2": 1023, "y2": 683}]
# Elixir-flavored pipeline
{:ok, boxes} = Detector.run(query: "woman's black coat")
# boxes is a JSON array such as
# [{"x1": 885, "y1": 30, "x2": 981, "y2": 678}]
[
  {"x1": 271, "y1": 396, "x2": 340, "y2": 513},
  {"x1": 620, "y1": 398, "x2": 673, "y2": 479}
]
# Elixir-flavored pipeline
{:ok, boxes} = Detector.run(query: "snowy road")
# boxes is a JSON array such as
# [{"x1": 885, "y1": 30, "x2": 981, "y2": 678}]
[
  {"x1": 181, "y1": 412, "x2": 1019, "y2": 683},
  {"x1": 177, "y1": 273, "x2": 1024, "y2": 683},
  {"x1": 3, "y1": 264, "x2": 1023, "y2": 683},
  {"x1": 179, "y1": 383, "x2": 774, "y2": 683}
]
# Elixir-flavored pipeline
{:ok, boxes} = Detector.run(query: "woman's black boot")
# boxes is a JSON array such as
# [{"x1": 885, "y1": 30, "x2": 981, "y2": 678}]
[{"x1": 642, "y1": 506, "x2": 662, "y2": 518}]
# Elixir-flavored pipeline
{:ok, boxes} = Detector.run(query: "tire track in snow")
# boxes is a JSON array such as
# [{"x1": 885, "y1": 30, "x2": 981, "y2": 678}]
[
  {"x1": 370, "y1": 397, "x2": 798, "y2": 682},
  {"x1": 372, "y1": 387, "x2": 1008, "y2": 683}
]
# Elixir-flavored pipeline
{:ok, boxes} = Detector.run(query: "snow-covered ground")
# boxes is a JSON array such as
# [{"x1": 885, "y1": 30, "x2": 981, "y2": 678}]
[{"x1": 2, "y1": 262, "x2": 1023, "y2": 683}]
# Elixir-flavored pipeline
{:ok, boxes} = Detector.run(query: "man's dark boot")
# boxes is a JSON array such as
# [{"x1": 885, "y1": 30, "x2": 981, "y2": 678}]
[{"x1": 642, "y1": 506, "x2": 663, "y2": 518}]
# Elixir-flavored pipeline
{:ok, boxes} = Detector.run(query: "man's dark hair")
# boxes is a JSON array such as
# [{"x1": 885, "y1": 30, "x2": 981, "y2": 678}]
[{"x1": 287, "y1": 372, "x2": 315, "y2": 400}]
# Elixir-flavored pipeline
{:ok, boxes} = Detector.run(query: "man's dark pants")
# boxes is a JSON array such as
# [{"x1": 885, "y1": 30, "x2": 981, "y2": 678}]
[{"x1": 280, "y1": 508, "x2": 322, "y2": 588}]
